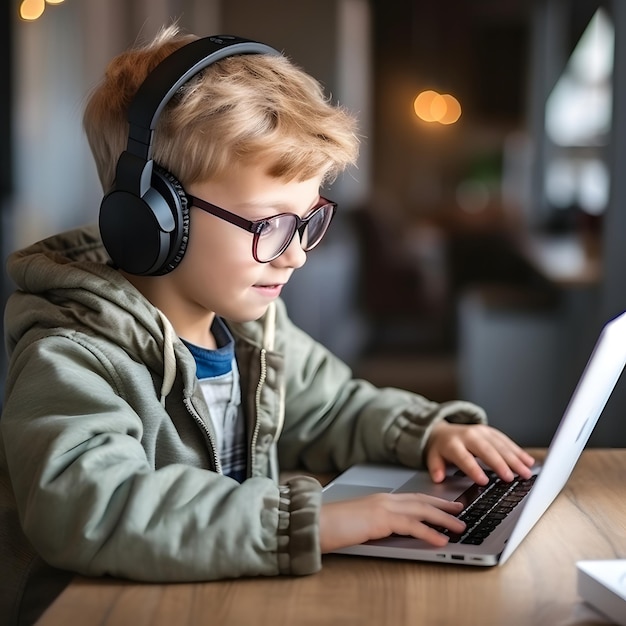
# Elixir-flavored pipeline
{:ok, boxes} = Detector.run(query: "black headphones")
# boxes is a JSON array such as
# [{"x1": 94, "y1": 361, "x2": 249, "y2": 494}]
[{"x1": 99, "y1": 35, "x2": 280, "y2": 276}]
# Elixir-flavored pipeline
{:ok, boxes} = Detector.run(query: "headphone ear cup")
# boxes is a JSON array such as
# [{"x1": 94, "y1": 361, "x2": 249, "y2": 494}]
[
  {"x1": 151, "y1": 166, "x2": 190, "y2": 275},
  {"x1": 99, "y1": 164, "x2": 190, "y2": 276}
]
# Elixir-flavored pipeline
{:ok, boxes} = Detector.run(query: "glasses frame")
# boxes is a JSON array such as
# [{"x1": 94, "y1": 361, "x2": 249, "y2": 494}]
[{"x1": 187, "y1": 193, "x2": 337, "y2": 263}]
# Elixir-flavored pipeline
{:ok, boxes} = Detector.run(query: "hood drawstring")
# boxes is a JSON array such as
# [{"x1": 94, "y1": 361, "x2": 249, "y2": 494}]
[
  {"x1": 262, "y1": 301, "x2": 283, "y2": 479},
  {"x1": 264, "y1": 301, "x2": 285, "y2": 438},
  {"x1": 157, "y1": 309, "x2": 177, "y2": 407},
  {"x1": 263, "y1": 301, "x2": 276, "y2": 351}
]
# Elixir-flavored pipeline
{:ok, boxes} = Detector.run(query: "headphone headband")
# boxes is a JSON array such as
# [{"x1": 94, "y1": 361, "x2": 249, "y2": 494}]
[{"x1": 127, "y1": 35, "x2": 280, "y2": 161}]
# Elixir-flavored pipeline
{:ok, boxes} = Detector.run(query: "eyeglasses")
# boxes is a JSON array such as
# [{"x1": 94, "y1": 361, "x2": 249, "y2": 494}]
[{"x1": 187, "y1": 194, "x2": 337, "y2": 263}]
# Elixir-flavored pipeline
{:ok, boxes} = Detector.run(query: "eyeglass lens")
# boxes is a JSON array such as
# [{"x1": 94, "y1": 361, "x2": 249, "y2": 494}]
[{"x1": 255, "y1": 204, "x2": 333, "y2": 262}]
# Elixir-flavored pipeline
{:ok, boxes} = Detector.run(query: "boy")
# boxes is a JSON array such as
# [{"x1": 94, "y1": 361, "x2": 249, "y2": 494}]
[{"x1": 0, "y1": 26, "x2": 534, "y2": 624}]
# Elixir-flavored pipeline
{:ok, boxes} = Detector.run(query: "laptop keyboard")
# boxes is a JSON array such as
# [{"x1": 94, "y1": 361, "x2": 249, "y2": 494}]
[{"x1": 445, "y1": 473, "x2": 536, "y2": 545}]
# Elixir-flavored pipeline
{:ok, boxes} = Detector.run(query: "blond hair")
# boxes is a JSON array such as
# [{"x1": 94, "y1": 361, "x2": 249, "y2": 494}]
[{"x1": 83, "y1": 26, "x2": 360, "y2": 191}]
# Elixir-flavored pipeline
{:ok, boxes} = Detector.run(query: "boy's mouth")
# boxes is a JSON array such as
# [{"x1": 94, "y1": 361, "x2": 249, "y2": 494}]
[{"x1": 253, "y1": 283, "x2": 284, "y2": 297}]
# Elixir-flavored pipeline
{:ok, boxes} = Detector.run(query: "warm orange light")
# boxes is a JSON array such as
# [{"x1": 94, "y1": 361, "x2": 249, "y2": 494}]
[
  {"x1": 413, "y1": 90, "x2": 439, "y2": 122},
  {"x1": 19, "y1": 0, "x2": 64, "y2": 20},
  {"x1": 413, "y1": 90, "x2": 462, "y2": 125},
  {"x1": 430, "y1": 93, "x2": 448, "y2": 121},
  {"x1": 439, "y1": 94, "x2": 462, "y2": 124},
  {"x1": 19, "y1": 0, "x2": 45, "y2": 20}
]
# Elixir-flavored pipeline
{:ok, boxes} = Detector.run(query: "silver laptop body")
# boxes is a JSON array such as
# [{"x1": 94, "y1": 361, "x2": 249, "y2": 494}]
[{"x1": 322, "y1": 311, "x2": 626, "y2": 566}]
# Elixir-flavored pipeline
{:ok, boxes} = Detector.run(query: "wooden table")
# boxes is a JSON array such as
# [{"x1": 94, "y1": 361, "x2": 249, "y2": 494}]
[{"x1": 36, "y1": 449, "x2": 626, "y2": 626}]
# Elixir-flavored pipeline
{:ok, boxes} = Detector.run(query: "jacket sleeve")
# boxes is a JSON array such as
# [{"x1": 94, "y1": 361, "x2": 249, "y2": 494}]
[
  {"x1": 272, "y1": 299, "x2": 487, "y2": 473},
  {"x1": 1, "y1": 333, "x2": 322, "y2": 581}
]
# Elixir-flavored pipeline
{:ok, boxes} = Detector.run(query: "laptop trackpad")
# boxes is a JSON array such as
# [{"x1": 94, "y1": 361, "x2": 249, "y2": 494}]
[
  {"x1": 322, "y1": 484, "x2": 394, "y2": 503},
  {"x1": 322, "y1": 465, "x2": 474, "y2": 503},
  {"x1": 394, "y1": 471, "x2": 474, "y2": 500}
]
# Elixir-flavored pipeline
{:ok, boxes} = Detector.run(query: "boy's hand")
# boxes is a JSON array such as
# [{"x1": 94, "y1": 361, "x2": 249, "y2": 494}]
[
  {"x1": 424, "y1": 422, "x2": 535, "y2": 485},
  {"x1": 319, "y1": 494, "x2": 465, "y2": 553}
]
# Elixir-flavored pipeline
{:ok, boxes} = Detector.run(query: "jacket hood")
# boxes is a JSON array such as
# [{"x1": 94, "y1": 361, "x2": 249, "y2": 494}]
[{"x1": 4, "y1": 225, "x2": 173, "y2": 389}]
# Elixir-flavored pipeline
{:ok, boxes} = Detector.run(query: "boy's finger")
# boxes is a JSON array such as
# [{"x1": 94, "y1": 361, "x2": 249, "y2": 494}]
[
  {"x1": 426, "y1": 454, "x2": 447, "y2": 483},
  {"x1": 456, "y1": 457, "x2": 490, "y2": 485}
]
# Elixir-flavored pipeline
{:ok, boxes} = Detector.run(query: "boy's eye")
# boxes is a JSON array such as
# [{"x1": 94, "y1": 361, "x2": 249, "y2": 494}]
[{"x1": 259, "y1": 216, "x2": 284, "y2": 237}]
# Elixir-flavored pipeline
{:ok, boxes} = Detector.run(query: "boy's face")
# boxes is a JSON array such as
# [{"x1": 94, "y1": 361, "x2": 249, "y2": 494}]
[{"x1": 168, "y1": 161, "x2": 325, "y2": 324}]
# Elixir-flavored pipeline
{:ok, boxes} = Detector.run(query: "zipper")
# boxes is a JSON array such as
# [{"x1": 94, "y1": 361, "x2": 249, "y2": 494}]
[
  {"x1": 249, "y1": 347, "x2": 268, "y2": 475},
  {"x1": 183, "y1": 397, "x2": 222, "y2": 473}
]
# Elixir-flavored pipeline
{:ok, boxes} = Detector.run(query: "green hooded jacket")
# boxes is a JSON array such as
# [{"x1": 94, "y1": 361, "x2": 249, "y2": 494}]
[{"x1": 0, "y1": 225, "x2": 487, "y2": 624}]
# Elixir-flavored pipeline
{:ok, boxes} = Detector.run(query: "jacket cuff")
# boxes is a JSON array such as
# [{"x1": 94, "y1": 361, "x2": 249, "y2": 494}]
[
  {"x1": 386, "y1": 399, "x2": 488, "y2": 468},
  {"x1": 276, "y1": 476, "x2": 322, "y2": 576}
]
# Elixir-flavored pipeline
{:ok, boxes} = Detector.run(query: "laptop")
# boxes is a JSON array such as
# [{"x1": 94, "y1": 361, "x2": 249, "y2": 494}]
[{"x1": 322, "y1": 310, "x2": 626, "y2": 566}]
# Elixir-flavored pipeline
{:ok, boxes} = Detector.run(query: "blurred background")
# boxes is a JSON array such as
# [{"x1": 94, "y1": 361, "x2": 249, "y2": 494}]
[{"x1": 2, "y1": 0, "x2": 626, "y2": 446}]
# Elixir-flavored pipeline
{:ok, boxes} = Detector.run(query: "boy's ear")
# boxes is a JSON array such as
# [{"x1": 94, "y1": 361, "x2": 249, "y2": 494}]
[{"x1": 99, "y1": 161, "x2": 190, "y2": 276}]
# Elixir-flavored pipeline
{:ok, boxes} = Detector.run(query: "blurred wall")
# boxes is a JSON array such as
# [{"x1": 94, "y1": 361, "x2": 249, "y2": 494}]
[
  {"x1": 10, "y1": 0, "x2": 370, "y2": 249},
  {"x1": 1, "y1": 1, "x2": 13, "y2": 392}
]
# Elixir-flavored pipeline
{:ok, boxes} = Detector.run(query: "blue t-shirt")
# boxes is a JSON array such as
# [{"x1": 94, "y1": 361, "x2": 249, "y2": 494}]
[{"x1": 182, "y1": 318, "x2": 246, "y2": 482}]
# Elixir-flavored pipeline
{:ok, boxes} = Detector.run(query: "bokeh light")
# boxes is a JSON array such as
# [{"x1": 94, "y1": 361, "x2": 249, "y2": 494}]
[
  {"x1": 413, "y1": 90, "x2": 462, "y2": 125},
  {"x1": 19, "y1": 0, "x2": 65, "y2": 21}
]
